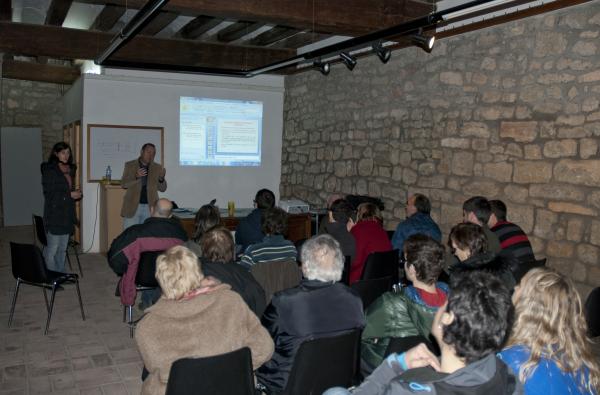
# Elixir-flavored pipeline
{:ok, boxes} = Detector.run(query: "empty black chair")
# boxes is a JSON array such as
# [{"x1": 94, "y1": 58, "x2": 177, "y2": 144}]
[
  {"x1": 33, "y1": 214, "x2": 83, "y2": 276},
  {"x1": 124, "y1": 251, "x2": 161, "y2": 337},
  {"x1": 585, "y1": 287, "x2": 600, "y2": 338},
  {"x1": 8, "y1": 242, "x2": 85, "y2": 335},
  {"x1": 361, "y1": 249, "x2": 400, "y2": 285},
  {"x1": 351, "y1": 276, "x2": 393, "y2": 310},
  {"x1": 384, "y1": 335, "x2": 440, "y2": 358},
  {"x1": 281, "y1": 329, "x2": 361, "y2": 395},
  {"x1": 340, "y1": 255, "x2": 352, "y2": 285},
  {"x1": 165, "y1": 347, "x2": 255, "y2": 395}
]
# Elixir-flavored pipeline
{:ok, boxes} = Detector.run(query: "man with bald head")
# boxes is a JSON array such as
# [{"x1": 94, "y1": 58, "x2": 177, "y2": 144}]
[
  {"x1": 391, "y1": 193, "x2": 442, "y2": 252},
  {"x1": 109, "y1": 198, "x2": 188, "y2": 309}
]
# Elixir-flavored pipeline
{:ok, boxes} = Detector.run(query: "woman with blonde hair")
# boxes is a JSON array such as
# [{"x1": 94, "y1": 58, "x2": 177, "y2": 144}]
[
  {"x1": 135, "y1": 245, "x2": 273, "y2": 395},
  {"x1": 499, "y1": 267, "x2": 599, "y2": 394}
]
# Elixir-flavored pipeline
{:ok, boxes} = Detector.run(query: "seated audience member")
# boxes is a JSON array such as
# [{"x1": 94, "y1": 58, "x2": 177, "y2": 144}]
[
  {"x1": 391, "y1": 194, "x2": 442, "y2": 252},
  {"x1": 200, "y1": 226, "x2": 267, "y2": 317},
  {"x1": 323, "y1": 198, "x2": 356, "y2": 260},
  {"x1": 361, "y1": 235, "x2": 448, "y2": 373},
  {"x1": 239, "y1": 207, "x2": 297, "y2": 267},
  {"x1": 318, "y1": 193, "x2": 346, "y2": 234},
  {"x1": 499, "y1": 268, "x2": 600, "y2": 395},
  {"x1": 235, "y1": 188, "x2": 275, "y2": 251},
  {"x1": 463, "y1": 196, "x2": 501, "y2": 255},
  {"x1": 135, "y1": 246, "x2": 273, "y2": 395},
  {"x1": 184, "y1": 203, "x2": 221, "y2": 257},
  {"x1": 108, "y1": 198, "x2": 188, "y2": 309},
  {"x1": 349, "y1": 202, "x2": 393, "y2": 284},
  {"x1": 325, "y1": 271, "x2": 519, "y2": 395},
  {"x1": 488, "y1": 200, "x2": 535, "y2": 264},
  {"x1": 256, "y1": 234, "x2": 366, "y2": 393},
  {"x1": 448, "y1": 223, "x2": 516, "y2": 291}
]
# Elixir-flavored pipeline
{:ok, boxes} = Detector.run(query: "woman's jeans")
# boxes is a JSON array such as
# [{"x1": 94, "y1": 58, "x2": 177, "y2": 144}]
[{"x1": 44, "y1": 232, "x2": 70, "y2": 272}]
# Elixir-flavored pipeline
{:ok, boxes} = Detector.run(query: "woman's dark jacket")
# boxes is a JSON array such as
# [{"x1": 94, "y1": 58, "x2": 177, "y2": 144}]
[
  {"x1": 449, "y1": 251, "x2": 517, "y2": 291},
  {"x1": 41, "y1": 161, "x2": 77, "y2": 235}
]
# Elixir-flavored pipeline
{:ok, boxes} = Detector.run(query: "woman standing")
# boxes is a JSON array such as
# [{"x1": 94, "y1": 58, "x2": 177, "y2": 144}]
[{"x1": 41, "y1": 142, "x2": 81, "y2": 272}]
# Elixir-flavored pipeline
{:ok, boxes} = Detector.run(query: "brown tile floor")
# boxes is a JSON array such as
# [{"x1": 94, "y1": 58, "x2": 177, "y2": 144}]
[{"x1": 1, "y1": 226, "x2": 144, "y2": 395}]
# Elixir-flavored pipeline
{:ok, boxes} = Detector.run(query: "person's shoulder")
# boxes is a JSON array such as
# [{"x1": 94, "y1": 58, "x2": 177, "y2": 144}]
[{"x1": 498, "y1": 345, "x2": 530, "y2": 366}]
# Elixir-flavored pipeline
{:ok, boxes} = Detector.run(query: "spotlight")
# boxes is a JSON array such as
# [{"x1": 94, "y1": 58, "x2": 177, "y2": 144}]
[
  {"x1": 411, "y1": 30, "x2": 435, "y2": 53},
  {"x1": 340, "y1": 52, "x2": 357, "y2": 71},
  {"x1": 313, "y1": 60, "x2": 330, "y2": 75},
  {"x1": 373, "y1": 42, "x2": 391, "y2": 64}
]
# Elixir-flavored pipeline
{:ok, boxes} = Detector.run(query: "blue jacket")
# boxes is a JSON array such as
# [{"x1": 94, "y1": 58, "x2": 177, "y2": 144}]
[
  {"x1": 235, "y1": 208, "x2": 264, "y2": 251},
  {"x1": 391, "y1": 212, "x2": 442, "y2": 252}
]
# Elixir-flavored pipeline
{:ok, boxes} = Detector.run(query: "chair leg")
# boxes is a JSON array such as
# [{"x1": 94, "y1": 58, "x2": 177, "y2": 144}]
[
  {"x1": 73, "y1": 245, "x2": 83, "y2": 277},
  {"x1": 65, "y1": 251, "x2": 74, "y2": 272},
  {"x1": 123, "y1": 305, "x2": 126, "y2": 323},
  {"x1": 8, "y1": 279, "x2": 21, "y2": 327},
  {"x1": 74, "y1": 279, "x2": 86, "y2": 321},
  {"x1": 42, "y1": 287, "x2": 50, "y2": 313},
  {"x1": 128, "y1": 305, "x2": 134, "y2": 338},
  {"x1": 44, "y1": 285, "x2": 58, "y2": 335}
]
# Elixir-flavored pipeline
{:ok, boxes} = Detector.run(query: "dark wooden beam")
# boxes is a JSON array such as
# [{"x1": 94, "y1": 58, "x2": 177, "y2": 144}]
[
  {"x1": 45, "y1": 0, "x2": 73, "y2": 26},
  {"x1": 0, "y1": 0, "x2": 11, "y2": 21},
  {"x1": 246, "y1": 26, "x2": 298, "y2": 46},
  {"x1": 0, "y1": 22, "x2": 295, "y2": 70},
  {"x1": 175, "y1": 15, "x2": 222, "y2": 39},
  {"x1": 90, "y1": 4, "x2": 126, "y2": 31},
  {"x1": 140, "y1": 11, "x2": 178, "y2": 36},
  {"x1": 271, "y1": 31, "x2": 330, "y2": 49},
  {"x1": 217, "y1": 21, "x2": 265, "y2": 43},
  {"x1": 2, "y1": 59, "x2": 79, "y2": 84},
  {"x1": 75, "y1": 0, "x2": 429, "y2": 35}
]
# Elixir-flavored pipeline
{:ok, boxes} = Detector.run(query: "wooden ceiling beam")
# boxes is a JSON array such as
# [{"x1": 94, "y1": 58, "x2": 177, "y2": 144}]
[
  {"x1": 0, "y1": 0, "x2": 11, "y2": 21},
  {"x1": 1, "y1": 59, "x2": 80, "y2": 84},
  {"x1": 217, "y1": 21, "x2": 265, "y2": 43},
  {"x1": 75, "y1": 0, "x2": 431, "y2": 35},
  {"x1": 45, "y1": 0, "x2": 74, "y2": 26},
  {"x1": 175, "y1": 15, "x2": 222, "y2": 39},
  {"x1": 246, "y1": 26, "x2": 298, "y2": 46},
  {"x1": 90, "y1": 4, "x2": 126, "y2": 31},
  {"x1": 0, "y1": 22, "x2": 295, "y2": 70},
  {"x1": 140, "y1": 11, "x2": 178, "y2": 36}
]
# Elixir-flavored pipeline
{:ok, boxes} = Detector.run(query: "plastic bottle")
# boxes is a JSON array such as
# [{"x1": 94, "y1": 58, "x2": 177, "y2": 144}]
[{"x1": 105, "y1": 165, "x2": 112, "y2": 182}]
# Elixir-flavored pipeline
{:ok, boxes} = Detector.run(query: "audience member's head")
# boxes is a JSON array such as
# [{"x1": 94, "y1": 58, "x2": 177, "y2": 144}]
[
  {"x1": 48, "y1": 141, "x2": 73, "y2": 164},
  {"x1": 403, "y1": 234, "x2": 445, "y2": 286},
  {"x1": 193, "y1": 204, "x2": 221, "y2": 241},
  {"x1": 301, "y1": 234, "x2": 344, "y2": 282},
  {"x1": 200, "y1": 226, "x2": 235, "y2": 263},
  {"x1": 261, "y1": 207, "x2": 288, "y2": 236},
  {"x1": 326, "y1": 194, "x2": 345, "y2": 209},
  {"x1": 151, "y1": 198, "x2": 173, "y2": 218},
  {"x1": 508, "y1": 268, "x2": 600, "y2": 391},
  {"x1": 356, "y1": 202, "x2": 382, "y2": 222},
  {"x1": 488, "y1": 199, "x2": 507, "y2": 228},
  {"x1": 434, "y1": 271, "x2": 512, "y2": 364},
  {"x1": 328, "y1": 199, "x2": 355, "y2": 224},
  {"x1": 463, "y1": 196, "x2": 491, "y2": 226},
  {"x1": 448, "y1": 222, "x2": 487, "y2": 262},
  {"x1": 406, "y1": 193, "x2": 431, "y2": 218},
  {"x1": 254, "y1": 189, "x2": 276, "y2": 209},
  {"x1": 155, "y1": 246, "x2": 204, "y2": 300}
]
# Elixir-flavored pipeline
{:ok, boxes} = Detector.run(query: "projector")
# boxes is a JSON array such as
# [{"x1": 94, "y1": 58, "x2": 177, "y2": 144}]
[{"x1": 279, "y1": 199, "x2": 310, "y2": 214}]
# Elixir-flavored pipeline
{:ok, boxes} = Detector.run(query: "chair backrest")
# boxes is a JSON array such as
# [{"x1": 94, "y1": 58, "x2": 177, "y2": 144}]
[
  {"x1": 32, "y1": 215, "x2": 47, "y2": 247},
  {"x1": 136, "y1": 251, "x2": 162, "y2": 288},
  {"x1": 361, "y1": 249, "x2": 399, "y2": 284},
  {"x1": 250, "y1": 260, "x2": 302, "y2": 304},
  {"x1": 282, "y1": 329, "x2": 361, "y2": 395},
  {"x1": 386, "y1": 230, "x2": 395, "y2": 242},
  {"x1": 340, "y1": 255, "x2": 351, "y2": 285},
  {"x1": 384, "y1": 335, "x2": 440, "y2": 358},
  {"x1": 165, "y1": 347, "x2": 254, "y2": 395},
  {"x1": 10, "y1": 242, "x2": 49, "y2": 283},
  {"x1": 585, "y1": 287, "x2": 600, "y2": 337},
  {"x1": 351, "y1": 276, "x2": 393, "y2": 310}
]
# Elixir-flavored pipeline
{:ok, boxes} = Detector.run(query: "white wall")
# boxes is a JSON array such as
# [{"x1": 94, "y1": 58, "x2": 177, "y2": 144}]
[
  {"x1": 62, "y1": 77, "x2": 83, "y2": 124},
  {"x1": 76, "y1": 69, "x2": 285, "y2": 252}
]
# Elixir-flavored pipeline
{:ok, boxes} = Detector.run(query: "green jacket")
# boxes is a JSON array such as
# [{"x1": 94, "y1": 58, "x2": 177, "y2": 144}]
[{"x1": 361, "y1": 283, "x2": 449, "y2": 371}]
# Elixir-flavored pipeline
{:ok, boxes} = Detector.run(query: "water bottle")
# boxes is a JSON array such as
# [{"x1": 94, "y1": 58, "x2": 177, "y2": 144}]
[{"x1": 105, "y1": 165, "x2": 112, "y2": 182}]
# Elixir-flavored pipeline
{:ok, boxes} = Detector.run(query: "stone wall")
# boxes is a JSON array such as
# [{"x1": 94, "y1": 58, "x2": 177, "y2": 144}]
[{"x1": 280, "y1": 2, "x2": 600, "y2": 295}]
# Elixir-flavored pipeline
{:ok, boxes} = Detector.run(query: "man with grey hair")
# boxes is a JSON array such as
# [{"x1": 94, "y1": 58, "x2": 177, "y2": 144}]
[{"x1": 256, "y1": 234, "x2": 366, "y2": 393}]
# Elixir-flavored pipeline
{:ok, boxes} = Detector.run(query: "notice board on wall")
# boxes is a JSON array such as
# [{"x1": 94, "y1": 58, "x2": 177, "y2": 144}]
[{"x1": 87, "y1": 124, "x2": 164, "y2": 182}]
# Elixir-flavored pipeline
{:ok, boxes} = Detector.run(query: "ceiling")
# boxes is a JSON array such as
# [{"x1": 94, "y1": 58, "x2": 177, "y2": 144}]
[{"x1": 0, "y1": 0, "x2": 591, "y2": 84}]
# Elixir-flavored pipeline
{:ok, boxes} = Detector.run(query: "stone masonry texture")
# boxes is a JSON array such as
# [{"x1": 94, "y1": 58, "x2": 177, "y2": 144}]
[{"x1": 280, "y1": 2, "x2": 600, "y2": 297}]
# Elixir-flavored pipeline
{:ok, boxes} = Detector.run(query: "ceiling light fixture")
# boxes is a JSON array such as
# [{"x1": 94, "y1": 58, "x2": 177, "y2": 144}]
[
  {"x1": 339, "y1": 52, "x2": 357, "y2": 71},
  {"x1": 411, "y1": 29, "x2": 435, "y2": 52},
  {"x1": 313, "y1": 60, "x2": 330, "y2": 75},
  {"x1": 373, "y1": 42, "x2": 391, "y2": 64}
]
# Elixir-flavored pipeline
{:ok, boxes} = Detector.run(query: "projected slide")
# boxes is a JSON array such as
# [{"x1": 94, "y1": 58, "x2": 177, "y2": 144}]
[{"x1": 180, "y1": 97, "x2": 263, "y2": 166}]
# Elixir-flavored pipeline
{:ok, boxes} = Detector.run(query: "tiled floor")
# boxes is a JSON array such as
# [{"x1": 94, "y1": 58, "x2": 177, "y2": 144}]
[{"x1": 1, "y1": 226, "x2": 144, "y2": 395}]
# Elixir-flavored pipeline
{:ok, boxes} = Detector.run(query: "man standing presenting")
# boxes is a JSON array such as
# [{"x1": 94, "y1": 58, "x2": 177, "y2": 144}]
[{"x1": 121, "y1": 143, "x2": 167, "y2": 229}]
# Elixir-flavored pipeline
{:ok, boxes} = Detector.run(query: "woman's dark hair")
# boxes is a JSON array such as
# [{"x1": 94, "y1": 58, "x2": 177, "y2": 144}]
[
  {"x1": 443, "y1": 271, "x2": 512, "y2": 363},
  {"x1": 200, "y1": 226, "x2": 234, "y2": 263},
  {"x1": 448, "y1": 223, "x2": 487, "y2": 256},
  {"x1": 403, "y1": 234, "x2": 445, "y2": 285},
  {"x1": 261, "y1": 207, "x2": 288, "y2": 235},
  {"x1": 48, "y1": 142, "x2": 73, "y2": 164},
  {"x1": 255, "y1": 189, "x2": 275, "y2": 209},
  {"x1": 489, "y1": 200, "x2": 508, "y2": 222},
  {"x1": 330, "y1": 199, "x2": 355, "y2": 224},
  {"x1": 193, "y1": 204, "x2": 221, "y2": 241}
]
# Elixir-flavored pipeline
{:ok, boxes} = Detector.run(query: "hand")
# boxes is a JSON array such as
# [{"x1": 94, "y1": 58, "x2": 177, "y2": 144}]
[
  {"x1": 404, "y1": 343, "x2": 441, "y2": 371},
  {"x1": 71, "y1": 190, "x2": 82, "y2": 200},
  {"x1": 136, "y1": 167, "x2": 147, "y2": 178},
  {"x1": 160, "y1": 167, "x2": 166, "y2": 178}
]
